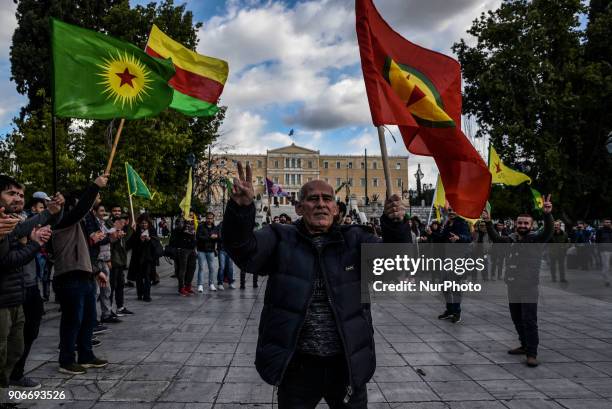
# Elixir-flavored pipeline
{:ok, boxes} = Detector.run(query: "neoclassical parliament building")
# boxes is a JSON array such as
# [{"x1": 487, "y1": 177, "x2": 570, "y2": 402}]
[{"x1": 215, "y1": 143, "x2": 409, "y2": 205}]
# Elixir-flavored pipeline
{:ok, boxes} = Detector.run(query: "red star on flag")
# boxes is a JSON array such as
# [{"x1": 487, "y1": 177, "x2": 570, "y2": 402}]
[{"x1": 116, "y1": 68, "x2": 137, "y2": 88}]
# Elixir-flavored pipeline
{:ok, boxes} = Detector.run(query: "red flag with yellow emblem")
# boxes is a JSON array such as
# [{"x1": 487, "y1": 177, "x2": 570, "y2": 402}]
[{"x1": 356, "y1": 0, "x2": 491, "y2": 218}]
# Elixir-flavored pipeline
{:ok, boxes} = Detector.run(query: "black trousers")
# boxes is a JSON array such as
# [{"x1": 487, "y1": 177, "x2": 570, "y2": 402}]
[
  {"x1": 109, "y1": 266, "x2": 125, "y2": 309},
  {"x1": 549, "y1": 255, "x2": 566, "y2": 281},
  {"x1": 509, "y1": 303, "x2": 538, "y2": 357},
  {"x1": 10, "y1": 285, "x2": 44, "y2": 381},
  {"x1": 240, "y1": 271, "x2": 258, "y2": 287},
  {"x1": 135, "y1": 262, "x2": 153, "y2": 300},
  {"x1": 278, "y1": 353, "x2": 367, "y2": 409}
]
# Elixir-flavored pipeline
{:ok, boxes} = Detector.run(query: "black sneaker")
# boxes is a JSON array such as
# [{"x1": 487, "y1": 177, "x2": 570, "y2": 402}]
[
  {"x1": 80, "y1": 358, "x2": 108, "y2": 368},
  {"x1": 100, "y1": 315, "x2": 122, "y2": 324},
  {"x1": 93, "y1": 324, "x2": 108, "y2": 335},
  {"x1": 438, "y1": 311, "x2": 453, "y2": 320},
  {"x1": 9, "y1": 376, "x2": 41, "y2": 389},
  {"x1": 451, "y1": 313, "x2": 462, "y2": 323},
  {"x1": 58, "y1": 363, "x2": 87, "y2": 375},
  {"x1": 92, "y1": 338, "x2": 102, "y2": 347},
  {"x1": 117, "y1": 307, "x2": 134, "y2": 315}
]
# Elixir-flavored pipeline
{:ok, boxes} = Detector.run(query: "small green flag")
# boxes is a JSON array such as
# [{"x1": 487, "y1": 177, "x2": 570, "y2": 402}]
[
  {"x1": 530, "y1": 187, "x2": 544, "y2": 210},
  {"x1": 52, "y1": 18, "x2": 175, "y2": 119},
  {"x1": 126, "y1": 162, "x2": 154, "y2": 200}
]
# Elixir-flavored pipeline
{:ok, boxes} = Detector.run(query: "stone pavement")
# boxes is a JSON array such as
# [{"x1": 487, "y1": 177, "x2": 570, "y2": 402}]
[{"x1": 10, "y1": 260, "x2": 612, "y2": 409}]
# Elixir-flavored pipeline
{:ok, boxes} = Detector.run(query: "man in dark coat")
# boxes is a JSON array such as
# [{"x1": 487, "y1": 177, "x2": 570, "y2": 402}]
[
  {"x1": 223, "y1": 163, "x2": 411, "y2": 409},
  {"x1": 482, "y1": 195, "x2": 554, "y2": 368}
]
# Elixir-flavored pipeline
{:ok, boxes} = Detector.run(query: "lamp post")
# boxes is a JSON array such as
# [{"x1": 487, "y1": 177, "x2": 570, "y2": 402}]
[{"x1": 414, "y1": 163, "x2": 424, "y2": 200}]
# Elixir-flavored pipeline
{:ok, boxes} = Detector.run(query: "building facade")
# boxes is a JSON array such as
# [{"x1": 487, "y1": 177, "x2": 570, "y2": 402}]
[{"x1": 213, "y1": 143, "x2": 409, "y2": 205}]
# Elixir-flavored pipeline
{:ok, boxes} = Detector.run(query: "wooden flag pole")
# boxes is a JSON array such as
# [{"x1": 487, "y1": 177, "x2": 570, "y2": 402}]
[
  {"x1": 105, "y1": 118, "x2": 126, "y2": 175},
  {"x1": 377, "y1": 126, "x2": 393, "y2": 199}
]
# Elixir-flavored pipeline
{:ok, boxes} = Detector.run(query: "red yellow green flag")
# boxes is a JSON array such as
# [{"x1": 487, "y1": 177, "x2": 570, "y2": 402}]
[{"x1": 146, "y1": 25, "x2": 229, "y2": 117}]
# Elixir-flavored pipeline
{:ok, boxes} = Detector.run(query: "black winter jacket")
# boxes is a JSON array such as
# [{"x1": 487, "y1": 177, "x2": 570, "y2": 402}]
[
  {"x1": 0, "y1": 238, "x2": 41, "y2": 308},
  {"x1": 196, "y1": 223, "x2": 218, "y2": 253},
  {"x1": 222, "y1": 199, "x2": 411, "y2": 389}
]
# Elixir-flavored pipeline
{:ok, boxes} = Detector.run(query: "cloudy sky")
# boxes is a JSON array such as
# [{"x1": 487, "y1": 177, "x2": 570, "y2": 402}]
[{"x1": 0, "y1": 0, "x2": 502, "y2": 185}]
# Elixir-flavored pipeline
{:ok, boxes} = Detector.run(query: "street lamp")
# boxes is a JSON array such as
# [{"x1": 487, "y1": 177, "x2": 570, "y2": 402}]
[{"x1": 414, "y1": 164, "x2": 424, "y2": 199}]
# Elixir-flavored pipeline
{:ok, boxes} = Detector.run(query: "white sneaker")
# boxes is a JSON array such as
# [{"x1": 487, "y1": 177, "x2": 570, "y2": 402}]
[
  {"x1": 209, "y1": 284, "x2": 217, "y2": 291},
  {"x1": 197, "y1": 285, "x2": 204, "y2": 293},
  {"x1": 229, "y1": 283, "x2": 236, "y2": 289},
  {"x1": 217, "y1": 284, "x2": 225, "y2": 291}
]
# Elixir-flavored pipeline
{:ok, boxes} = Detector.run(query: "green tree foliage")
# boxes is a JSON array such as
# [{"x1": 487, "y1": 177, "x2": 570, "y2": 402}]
[
  {"x1": 453, "y1": 0, "x2": 612, "y2": 222},
  {"x1": 4, "y1": 0, "x2": 225, "y2": 214}
]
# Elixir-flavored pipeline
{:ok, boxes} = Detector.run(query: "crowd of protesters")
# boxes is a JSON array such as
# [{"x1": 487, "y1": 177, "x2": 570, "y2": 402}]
[{"x1": 1, "y1": 166, "x2": 611, "y2": 408}]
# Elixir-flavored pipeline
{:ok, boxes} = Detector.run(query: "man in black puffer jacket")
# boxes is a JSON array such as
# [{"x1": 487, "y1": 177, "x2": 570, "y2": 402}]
[{"x1": 223, "y1": 163, "x2": 411, "y2": 409}]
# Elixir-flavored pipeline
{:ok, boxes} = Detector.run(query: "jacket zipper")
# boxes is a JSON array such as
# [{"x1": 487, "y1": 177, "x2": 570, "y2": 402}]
[{"x1": 316, "y1": 247, "x2": 354, "y2": 403}]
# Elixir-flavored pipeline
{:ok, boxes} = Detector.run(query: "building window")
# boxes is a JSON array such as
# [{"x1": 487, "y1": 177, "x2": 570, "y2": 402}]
[
  {"x1": 397, "y1": 178, "x2": 402, "y2": 188},
  {"x1": 285, "y1": 174, "x2": 290, "y2": 185},
  {"x1": 348, "y1": 178, "x2": 353, "y2": 186},
  {"x1": 297, "y1": 174, "x2": 302, "y2": 185},
  {"x1": 307, "y1": 177, "x2": 313, "y2": 182},
  {"x1": 258, "y1": 160, "x2": 263, "y2": 168},
  {"x1": 396, "y1": 162, "x2": 401, "y2": 170},
  {"x1": 336, "y1": 178, "x2": 342, "y2": 187},
  {"x1": 324, "y1": 161, "x2": 329, "y2": 169},
  {"x1": 291, "y1": 158, "x2": 296, "y2": 168},
  {"x1": 257, "y1": 176, "x2": 263, "y2": 185},
  {"x1": 373, "y1": 178, "x2": 379, "y2": 187},
  {"x1": 348, "y1": 162, "x2": 353, "y2": 169},
  {"x1": 273, "y1": 176, "x2": 279, "y2": 183},
  {"x1": 372, "y1": 161, "x2": 378, "y2": 169},
  {"x1": 360, "y1": 178, "x2": 366, "y2": 187},
  {"x1": 360, "y1": 162, "x2": 365, "y2": 169},
  {"x1": 336, "y1": 161, "x2": 341, "y2": 169},
  {"x1": 274, "y1": 160, "x2": 279, "y2": 169},
  {"x1": 291, "y1": 174, "x2": 296, "y2": 185},
  {"x1": 308, "y1": 160, "x2": 313, "y2": 169},
  {"x1": 297, "y1": 159, "x2": 302, "y2": 168}
]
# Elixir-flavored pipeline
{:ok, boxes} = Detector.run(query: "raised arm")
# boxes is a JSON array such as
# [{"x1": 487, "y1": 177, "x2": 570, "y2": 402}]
[
  {"x1": 482, "y1": 210, "x2": 512, "y2": 243},
  {"x1": 380, "y1": 194, "x2": 412, "y2": 243},
  {"x1": 54, "y1": 175, "x2": 107, "y2": 230},
  {"x1": 222, "y1": 162, "x2": 278, "y2": 274},
  {"x1": 533, "y1": 195, "x2": 554, "y2": 243}
]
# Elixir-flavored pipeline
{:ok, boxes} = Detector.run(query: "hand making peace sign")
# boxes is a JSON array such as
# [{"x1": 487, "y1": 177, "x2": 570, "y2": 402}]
[{"x1": 231, "y1": 162, "x2": 255, "y2": 207}]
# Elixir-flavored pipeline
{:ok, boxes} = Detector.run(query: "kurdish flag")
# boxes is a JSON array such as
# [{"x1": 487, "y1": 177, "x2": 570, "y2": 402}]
[
  {"x1": 489, "y1": 145, "x2": 532, "y2": 186},
  {"x1": 356, "y1": 0, "x2": 491, "y2": 218},
  {"x1": 531, "y1": 188, "x2": 544, "y2": 210},
  {"x1": 51, "y1": 19, "x2": 175, "y2": 119},
  {"x1": 125, "y1": 162, "x2": 154, "y2": 200},
  {"x1": 146, "y1": 25, "x2": 229, "y2": 117}
]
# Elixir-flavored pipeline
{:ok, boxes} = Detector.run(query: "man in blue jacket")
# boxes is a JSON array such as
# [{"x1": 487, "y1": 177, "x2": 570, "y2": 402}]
[{"x1": 223, "y1": 163, "x2": 411, "y2": 409}]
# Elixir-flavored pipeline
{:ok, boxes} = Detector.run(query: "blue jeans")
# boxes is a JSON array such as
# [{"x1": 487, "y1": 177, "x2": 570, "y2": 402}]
[
  {"x1": 218, "y1": 250, "x2": 235, "y2": 284},
  {"x1": 54, "y1": 275, "x2": 97, "y2": 366},
  {"x1": 197, "y1": 251, "x2": 217, "y2": 286}
]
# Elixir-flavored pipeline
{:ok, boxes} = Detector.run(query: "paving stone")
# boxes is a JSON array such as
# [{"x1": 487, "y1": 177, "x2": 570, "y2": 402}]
[
  {"x1": 476, "y1": 379, "x2": 545, "y2": 399},
  {"x1": 124, "y1": 363, "x2": 182, "y2": 381},
  {"x1": 427, "y1": 380, "x2": 493, "y2": 401},
  {"x1": 412, "y1": 366, "x2": 469, "y2": 381},
  {"x1": 176, "y1": 365, "x2": 227, "y2": 382},
  {"x1": 378, "y1": 382, "x2": 439, "y2": 402},
  {"x1": 158, "y1": 381, "x2": 220, "y2": 402},
  {"x1": 373, "y1": 366, "x2": 422, "y2": 382},
  {"x1": 525, "y1": 378, "x2": 599, "y2": 399},
  {"x1": 216, "y1": 382, "x2": 274, "y2": 403},
  {"x1": 99, "y1": 380, "x2": 170, "y2": 402},
  {"x1": 455, "y1": 364, "x2": 517, "y2": 381}
]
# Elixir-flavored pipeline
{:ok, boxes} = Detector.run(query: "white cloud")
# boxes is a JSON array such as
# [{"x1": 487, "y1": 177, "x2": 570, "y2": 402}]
[
  {"x1": 197, "y1": 0, "x2": 502, "y2": 150},
  {"x1": 0, "y1": 1, "x2": 17, "y2": 59}
]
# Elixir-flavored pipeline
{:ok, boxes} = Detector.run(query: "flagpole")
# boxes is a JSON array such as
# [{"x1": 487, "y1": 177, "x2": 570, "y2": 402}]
[
  {"x1": 51, "y1": 116, "x2": 58, "y2": 193},
  {"x1": 125, "y1": 162, "x2": 136, "y2": 225},
  {"x1": 105, "y1": 118, "x2": 125, "y2": 175},
  {"x1": 377, "y1": 126, "x2": 393, "y2": 198},
  {"x1": 427, "y1": 175, "x2": 439, "y2": 225}
]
